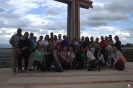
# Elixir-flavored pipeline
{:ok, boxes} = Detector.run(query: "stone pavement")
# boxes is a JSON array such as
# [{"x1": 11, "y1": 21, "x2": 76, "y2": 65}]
[{"x1": 0, "y1": 62, "x2": 133, "y2": 88}]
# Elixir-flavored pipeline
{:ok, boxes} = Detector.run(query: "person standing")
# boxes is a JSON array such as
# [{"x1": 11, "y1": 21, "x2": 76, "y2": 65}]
[
  {"x1": 93, "y1": 38, "x2": 101, "y2": 59},
  {"x1": 100, "y1": 36, "x2": 107, "y2": 67},
  {"x1": 44, "y1": 39, "x2": 54, "y2": 71},
  {"x1": 41, "y1": 35, "x2": 49, "y2": 51},
  {"x1": 50, "y1": 32, "x2": 54, "y2": 40},
  {"x1": 18, "y1": 32, "x2": 30, "y2": 73},
  {"x1": 114, "y1": 36, "x2": 121, "y2": 52},
  {"x1": 53, "y1": 35, "x2": 59, "y2": 47},
  {"x1": 9, "y1": 28, "x2": 23, "y2": 72},
  {"x1": 58, "y1": 34, "x2": 62, "y2": 43},
  {"x1": 82, "y1": 37, "x2": 90, "y2": 48},
  {"x1": 38, "y1": 36, "x2": 43, "y2": 44},
  {"x1": 61, "y1": 35, "x2": 69, "y2": 51},
  {"x1": 79, "y1": 36, "x2": 84, "y2": 49},
  {"x1": 27, "y1": 33, "x2": 34, "y2": 71},
  {"x1": 108, "y1": 35, "x2": 114, "y2": 47},
  {"x1": 33, "y1": 36, "x2": 38, "y2": 51},
  {"x1": 105, "y1": 41, "x2": 113, "y2": 67}
]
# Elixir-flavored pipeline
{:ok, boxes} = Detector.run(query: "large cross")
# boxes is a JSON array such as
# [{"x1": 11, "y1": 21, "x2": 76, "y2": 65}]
[{"x1": 55, "y1": 0, "x2": 93, "y2": 39}]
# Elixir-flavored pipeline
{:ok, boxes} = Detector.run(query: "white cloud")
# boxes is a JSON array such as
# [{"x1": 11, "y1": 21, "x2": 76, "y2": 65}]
[
  {"x1": 44, "y1": 6, "x2": 61, "y2": 16},
  {"x1": 6, "y1": 0, "x2": 39, "y2": 14},
  {"x1": 0, "y1": 0, "x2": 133, "y2": 45}
]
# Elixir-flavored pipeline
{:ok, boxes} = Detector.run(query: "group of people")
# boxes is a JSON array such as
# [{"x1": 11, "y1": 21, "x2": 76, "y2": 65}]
[{"x1": 9, "y1": 28, "x2": 126, "y2": 73}]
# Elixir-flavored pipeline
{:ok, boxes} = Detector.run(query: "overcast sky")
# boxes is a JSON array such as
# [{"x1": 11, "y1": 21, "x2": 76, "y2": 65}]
[{"x1": 0, "y1": 0, "x2": 133, "y2": 46}]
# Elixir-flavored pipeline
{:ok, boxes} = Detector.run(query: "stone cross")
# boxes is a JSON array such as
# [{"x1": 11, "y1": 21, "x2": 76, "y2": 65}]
[{"x1": 55, "y1": 0, "x2": 93, "y2": 39}]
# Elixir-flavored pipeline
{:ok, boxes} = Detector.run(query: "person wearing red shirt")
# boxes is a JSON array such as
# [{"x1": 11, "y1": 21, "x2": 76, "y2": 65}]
[
  {"x1": 100, "y1": 36, "x2": 107, "y2": 67},
  {"x1": 53, "y1": 35, "x2": 59, "y2": 47}
]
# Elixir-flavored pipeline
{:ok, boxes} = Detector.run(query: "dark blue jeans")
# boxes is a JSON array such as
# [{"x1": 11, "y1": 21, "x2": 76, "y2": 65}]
[
  {"x1": 88, "y1": 59, "x2": 97, "y2": 71},
  {"x1": 76, "y1": 61, "x2": 83, "y2": 70},
  {"x1": 52, "y1": 59, "x2": 63, "y2": 72},
  {"x1": 59, "y1": 59, "x2": 69, "y2": 69},
  {"x1": 34, "y1": 60, "x2": 45, "y2": 72}
]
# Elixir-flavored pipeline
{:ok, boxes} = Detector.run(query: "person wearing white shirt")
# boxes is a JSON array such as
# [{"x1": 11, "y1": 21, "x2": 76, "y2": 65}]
[
  {"x1": 38, "y1": 36, "x2": 43, "y2": 44},
  {"x1": 97, "y1": 50, "x2": 105, "y2": 66},
  {"x1": 41, "y1": 35, "x2": 49, "y2": 50},
  {"x1": 105, "y1": 41, "x2": 113, "y2": 67},
  {"x1": 68, "y1": 47, "x2": 75, "y2": 68},
  {"x1": 86, "y1": 46, "x2": 100, "y2": 71},
  {"x1": 58, "y1": 34, "x2": 62, "y2": 43}
]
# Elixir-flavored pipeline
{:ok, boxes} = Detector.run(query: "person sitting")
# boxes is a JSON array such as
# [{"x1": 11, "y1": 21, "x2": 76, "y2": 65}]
[
  {"x1": 52, "y1": 43, "x2": 63, "y2": 72},
  {"x1": 74, "y1": 48, "x2": 83, "y2": 70},
  {"x1": 113, "y1": 45, "x2": 126, "y2": 71},
  {"x1": 86, "y1": 46, "x2": 100, "y2": 71},
  {"x1": 97, "y1": 50, "x2": 105, "y2": 67},
  {"x1": 60, "y1": 46, "x2": 69, "y2": 69},
  {"x1": 68, "y1": 47, "x2": 75, "y2": 69},
  {"x1": 33, "y1": 44, "x2": 45, "y2": 72},
  {"x1": 81, "y1": 47, "x2": 87, "y2": 68}
]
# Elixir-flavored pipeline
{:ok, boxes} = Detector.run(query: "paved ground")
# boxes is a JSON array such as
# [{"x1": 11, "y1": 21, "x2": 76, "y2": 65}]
[{"x1": 0, "y1": 62, "x2": 133, "y2": 88}]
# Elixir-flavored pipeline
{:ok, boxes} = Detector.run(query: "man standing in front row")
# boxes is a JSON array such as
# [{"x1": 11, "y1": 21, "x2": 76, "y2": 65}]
[{"x1": 9, "y1": 28, "x2": 23, "y2": 72}]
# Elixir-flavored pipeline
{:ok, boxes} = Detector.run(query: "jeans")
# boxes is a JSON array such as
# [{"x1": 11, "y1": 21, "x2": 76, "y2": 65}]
[
  {"x1": 52, "y1": 59, "x2": 63, "y2": 72},
  {"x1": 59, "y1": 59, "x2": 69, "y2": 69},
  {"x1": 88, "y1": 59, "x2": 97, "y2": 71},
  {"x1": 75, "y1": 61, "x2": 83, "y2": 70},
  {"x1": 34, "y1": 60, "x2": 45, "y2": 72}
]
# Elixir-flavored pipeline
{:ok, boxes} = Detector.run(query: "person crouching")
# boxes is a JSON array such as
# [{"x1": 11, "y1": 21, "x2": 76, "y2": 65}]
[
  {"x1": 86, "y1": 46, "x2": 100, "y2": 71},
  {"x1": 33, "y1": 44, "x2": 45, "y2": 72}
]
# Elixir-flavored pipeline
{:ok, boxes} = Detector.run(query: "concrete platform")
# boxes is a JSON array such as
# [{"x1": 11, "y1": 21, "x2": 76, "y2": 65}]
[{"x1": 0, "y1": 62, "x2": 133, "y2": 88}]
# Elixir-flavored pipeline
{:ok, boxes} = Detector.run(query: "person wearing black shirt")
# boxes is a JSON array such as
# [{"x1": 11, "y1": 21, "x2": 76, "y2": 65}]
[
  {"x1": 74, "y1": 48, "x2": 83, "y2": 70},
  {"x1": 44, "y1": 39, "x2": 54, "y2": 71},
  {"x1": 114, "y1": 36, "x2": 121, "y2": 52},
  {"x1": 18, "y1": 32, "x2": 30, "y2": 73}
]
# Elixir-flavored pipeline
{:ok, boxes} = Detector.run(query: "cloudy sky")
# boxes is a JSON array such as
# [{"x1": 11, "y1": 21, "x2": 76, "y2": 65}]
[{"x1": 0, "y1": 0, "x2": 133, "y2": 47}]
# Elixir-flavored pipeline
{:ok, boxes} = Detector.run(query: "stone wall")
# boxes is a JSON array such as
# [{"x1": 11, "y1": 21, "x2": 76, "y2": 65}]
[{"x1": 0, "y1": 48, "x2": 133, "y2": 68}]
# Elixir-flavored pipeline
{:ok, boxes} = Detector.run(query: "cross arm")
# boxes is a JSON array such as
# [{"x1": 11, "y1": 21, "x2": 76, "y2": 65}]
[{"x1": 54, "y1": 0, "x2": 73, "y2": 4}]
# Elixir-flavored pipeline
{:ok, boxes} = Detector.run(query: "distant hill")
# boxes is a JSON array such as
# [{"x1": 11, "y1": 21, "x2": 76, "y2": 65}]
[{"x1": 0, "y1": 44, "x2": 12, "y2": 48}]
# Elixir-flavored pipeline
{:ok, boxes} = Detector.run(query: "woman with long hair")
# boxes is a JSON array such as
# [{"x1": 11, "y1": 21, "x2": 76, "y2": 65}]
[
  {"x1": 18, "y1": 32, "x2": 30, "y2": 73},
  {"x1": 68, "y1": 47, "x2": 75, "y2": 69},
  {"x1": 113, "y1": 45, "x2": 126, "y2": 71},
  {"x1": 52, "y1": 43, "x2": 63, "y2": 72},
  {"x1": 86, "y1": 45, "x2": 100, "y2": 71},
  {"x1": 74, "y1": 48, "x2": 83, "y2": 70},
  {"x1": 60, "y1": 46, "x2": 69, "y2": 69}
]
